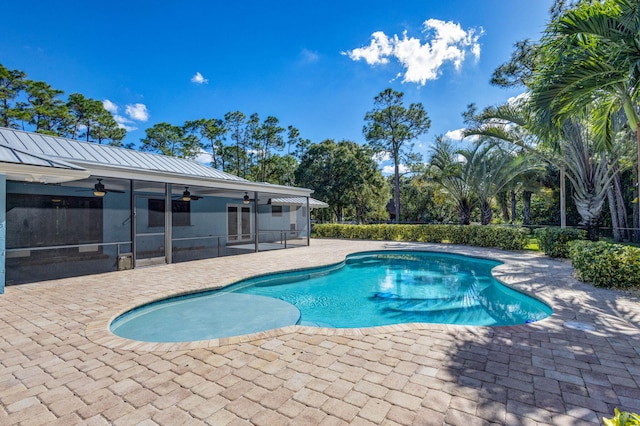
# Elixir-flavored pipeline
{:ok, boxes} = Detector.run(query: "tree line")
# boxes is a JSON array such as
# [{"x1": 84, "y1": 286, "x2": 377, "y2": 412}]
[{"x1": 0, "y1": 64, "x2": 125, "y2": 145}]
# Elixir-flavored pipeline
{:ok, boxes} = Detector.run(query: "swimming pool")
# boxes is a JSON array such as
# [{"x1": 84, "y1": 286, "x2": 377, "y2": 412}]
[{"x1": 110, "y1": 251, "x2": 552, "y2": 342}]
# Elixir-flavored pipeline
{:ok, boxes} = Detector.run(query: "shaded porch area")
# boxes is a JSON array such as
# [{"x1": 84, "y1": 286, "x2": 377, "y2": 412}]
[{"x1": 5, "y1": 177, "x2": 325, "y2": 285}]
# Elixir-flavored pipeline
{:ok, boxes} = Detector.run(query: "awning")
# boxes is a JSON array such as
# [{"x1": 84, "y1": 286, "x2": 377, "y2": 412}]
[
  {"x1": 270, "y1": 196, "x2": 329, "y2": 209},
  {"x1": 0, "y1": 144, "x2": 90, "y2": 183}
]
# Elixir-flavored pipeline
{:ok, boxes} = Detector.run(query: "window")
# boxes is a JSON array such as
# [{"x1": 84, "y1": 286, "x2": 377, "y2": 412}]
[
  {"x1": 148, "y1": 199, "x2": 191, "y2": 227},
  {"x1": 272, "y1": 205, "x2": 283, "y2": 217}
]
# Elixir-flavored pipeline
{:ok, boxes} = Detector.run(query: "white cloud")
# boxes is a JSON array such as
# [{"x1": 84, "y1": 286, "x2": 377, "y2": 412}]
[
  {"x1": 346, "y1": 31, "x2": 394, "y2": 65},
  {"x1": 507, "y1": 92, "x2": 529, "y2": 106},
  {"x1": 191, "y1": 72, "x2": 208, "y2": 84},
  {"x1": 102, "y1": 100, "x2": 149, "y2": 131},
  {"x1": 102, "y1": 99, "x2": 138, "y2": 131},
  {"x1": 445, "y1": 129, "x2": 465, "y2": 140},
  {"x1": 103, "y1": 99, "x2": 118, "y2": 113},
  {"x1": 345, "y1": 19, "x2": 483, "y2": 85},
  {"x1": 372, "y1": 151, "x2": 391, "y2": 163},
  {"x1": 195, "y1": 149, "x2": 213, "y2": 165},
  {"x1": 445, "y1": 128, "x2": 478, "y2": 142},
  {"x1": 382, "y1": 164, "x2": 410, "y2": 175},
  {"x1": 300, "y1": 48, "x2": 320, "y2": 64},
  {"x1": 125, "y1": 103, "x2": 149, "y2": 122},
  {"x1": 113, "y1": 115, "x2": 138, "y2": 132}
]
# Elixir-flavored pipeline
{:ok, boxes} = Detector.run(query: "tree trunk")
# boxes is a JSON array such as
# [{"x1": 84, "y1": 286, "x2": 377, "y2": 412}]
[
  {"x1": 585, "y1": 218, "x2": 600, "y2": 242},
  {"x1": 498, "y1": 191, "x2": 509, "y2": 222},
  {"x1": 604, "y1": 161, "x2": 628, "y2": 242},
  {"x1": 394, "y1": 159, "x2": 400, "y2": 224},
  {"x1": 480, "y1": 200, "x2": 493, "y2": 225},
  {"x1": 636, "y1": 122, "x2": 640, "y2": 241},
  {"x1": 560, "y1": 165, "x2": 566, "y2": 228},
  {"x1": 510, "y1": 190, "x2": 517, "y2": 225},
  {"x1": 457, "y1": 203, "x2": 471, "y2": 225},
  {"x1": 523, "y1": 191, "x2": 532, "y2": 226},
  {"x1": 634, "y1": 188, "x2": 639, "y2": 242},
  {"x1": 606, "y1": 183, "x2": 622, "y2": 242},
  {"x1": 613, "y1": 170, "x2": 628, "y2": 241}
]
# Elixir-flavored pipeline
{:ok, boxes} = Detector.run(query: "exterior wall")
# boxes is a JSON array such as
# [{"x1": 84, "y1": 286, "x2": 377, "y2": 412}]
[
  {"x1": 257, "y1": 204, "x2": 309, "y2": 245},
  {"x1": 171, "y1": 196, "x2": 237, "y2": 261}
]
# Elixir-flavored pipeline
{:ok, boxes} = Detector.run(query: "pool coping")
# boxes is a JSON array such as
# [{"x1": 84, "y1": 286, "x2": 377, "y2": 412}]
[{"x1": 85, "y1": 245, "x2": 554, "y2": 352}]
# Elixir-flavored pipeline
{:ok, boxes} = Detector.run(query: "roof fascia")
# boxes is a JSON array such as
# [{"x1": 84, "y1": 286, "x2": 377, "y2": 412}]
[{"x1": 0, "y1": 163, "x2": 91, "y2": 183}]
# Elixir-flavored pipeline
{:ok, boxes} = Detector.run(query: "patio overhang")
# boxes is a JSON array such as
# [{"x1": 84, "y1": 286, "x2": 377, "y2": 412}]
[
  {"x1": 66, "y1": 162, "x2": 314, "y2": 199},
  {"x1": 270, "y1": 196, "x2": 329, "y2": 209},
  {"x1": 0, "y1": 144, "x2": 91, "y2": 184}
]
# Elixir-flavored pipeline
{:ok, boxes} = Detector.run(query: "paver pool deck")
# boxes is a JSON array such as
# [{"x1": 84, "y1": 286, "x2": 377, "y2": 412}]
[{"x1": 1, "y1": 239, "x2": 639, "y2": 425}]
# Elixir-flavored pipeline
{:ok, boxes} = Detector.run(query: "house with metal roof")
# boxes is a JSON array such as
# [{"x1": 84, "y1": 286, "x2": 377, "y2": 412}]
[{"x1": 0, "y1": 127, "x2": 328, "y2": 292}]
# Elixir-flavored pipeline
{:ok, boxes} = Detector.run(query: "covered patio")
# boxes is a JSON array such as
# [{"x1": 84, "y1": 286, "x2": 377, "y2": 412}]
[{"x1": 0, "y1": 127, "x2": 327, "y2": 288}]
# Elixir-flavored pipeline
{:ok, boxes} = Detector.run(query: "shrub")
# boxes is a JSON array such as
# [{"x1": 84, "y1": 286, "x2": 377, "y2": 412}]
[
  {"x1": 313, "y1": 224, "x2": 529, "y2": 251},
  {"x1": 534, "y1": 227, "x2": 585, "y2": 258},
  {"x1": 603, "y1": 408, "x2": 640, "y2": 426},
  {"x1": 568, "y1": 240, "x2": 640, "y2": 288}
]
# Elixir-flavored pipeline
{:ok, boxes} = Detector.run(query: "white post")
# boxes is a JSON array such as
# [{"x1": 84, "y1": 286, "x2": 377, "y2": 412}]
[{"x1": 0, "y1": 175, "x2": 6, "y2": 294}]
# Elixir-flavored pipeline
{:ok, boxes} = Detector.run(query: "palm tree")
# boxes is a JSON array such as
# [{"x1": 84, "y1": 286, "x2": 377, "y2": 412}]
[
  {"x1": 429, "y1": 136, "x2": 540, "y2": 226},
  {"x1": 429, "y1": 137, "x2": 478, "y2": 225},
  {"x1": 531, "y1": 0, "x2": 640, "y2": 237},
  {"x1": 464, "y1": 100, "x2": 570, "y2": 227},
  {"x1": 465, "y1": 99, "x2": 629, "y2": 240},
  {"x1": 466, "y1": 143, "x2": 541, "y2": 225}
]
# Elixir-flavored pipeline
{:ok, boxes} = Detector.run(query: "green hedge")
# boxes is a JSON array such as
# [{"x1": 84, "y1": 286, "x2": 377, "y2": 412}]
[
  {"x1": 568, "y1": 240, "x2": 640, "y2": 288},
  {"x1": 534, "y1": 227, "x2": 586, "y2": 258},
  {"x1": 313, "y1": 224, "x2": 529, "y2": 251}
]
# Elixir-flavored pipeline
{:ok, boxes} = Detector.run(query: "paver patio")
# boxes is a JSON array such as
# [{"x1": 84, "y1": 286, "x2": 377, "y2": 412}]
[{"x1": 0, "y1": 239, "x2": 639, "y2": 425}]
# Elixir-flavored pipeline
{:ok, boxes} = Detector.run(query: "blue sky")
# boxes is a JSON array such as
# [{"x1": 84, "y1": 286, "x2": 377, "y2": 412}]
[{"x1": 1, "y1": 1, "x2": 553, "y2": 169}]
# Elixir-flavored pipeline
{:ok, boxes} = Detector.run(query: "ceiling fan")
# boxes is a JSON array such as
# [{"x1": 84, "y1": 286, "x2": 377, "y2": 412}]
[
  {"x1": 77, "y1": 178, "x2": 126, "y2": 197},
  {"x1": 242, "y1": 192, "x2": 261, "y2": 204},
  {"x1": 175, "y1": 187, "x2": 202, "y2": 202}
]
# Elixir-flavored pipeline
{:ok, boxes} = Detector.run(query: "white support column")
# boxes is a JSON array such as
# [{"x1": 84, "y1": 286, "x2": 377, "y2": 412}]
[
  {"x1": 254, "y1": 191, "x2": 259, "y2": 253},
  {"x1": 0, "y1": 175, "x2": 6, "y2": 294},
  {"x1": 165, "y1": 183, "x2": 172, "y2": 264},
  {"x1": 306, "y1": 196, "x2": 310, "y2": 246}
]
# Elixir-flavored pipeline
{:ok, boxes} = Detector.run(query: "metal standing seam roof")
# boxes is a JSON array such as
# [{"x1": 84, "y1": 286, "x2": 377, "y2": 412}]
[
  {"x1": 0, "y1": 127, "x2": 248, "y2": 182},
  {"x1": 0, "y1": 143, "x2": 86, "y2": 170},
  {"x1": 271, "y1": 196, "x2": 329, "y2": 208}
]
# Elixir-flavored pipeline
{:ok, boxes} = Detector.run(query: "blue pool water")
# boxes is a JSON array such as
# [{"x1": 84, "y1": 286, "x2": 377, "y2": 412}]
[{"x1": 111, "y1": 251, "x2": 552, "y2": 342}]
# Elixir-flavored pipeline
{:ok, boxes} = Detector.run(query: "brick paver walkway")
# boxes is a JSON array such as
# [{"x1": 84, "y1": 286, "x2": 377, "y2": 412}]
[{"x1": 0, "y1": 239, "x2": 639, "y2": 425}]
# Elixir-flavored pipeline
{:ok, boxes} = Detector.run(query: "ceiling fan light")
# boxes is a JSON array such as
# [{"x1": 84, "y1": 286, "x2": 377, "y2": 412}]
[
  {"x1": 243, "y1": 192, "x2": 250, "y2": 204},
  {"x1": 93, "y1": 179, "x2": 106, "y2": 197},
  {"x1": 182, "y1": 195, "x2": 191, "y2": 202}
]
